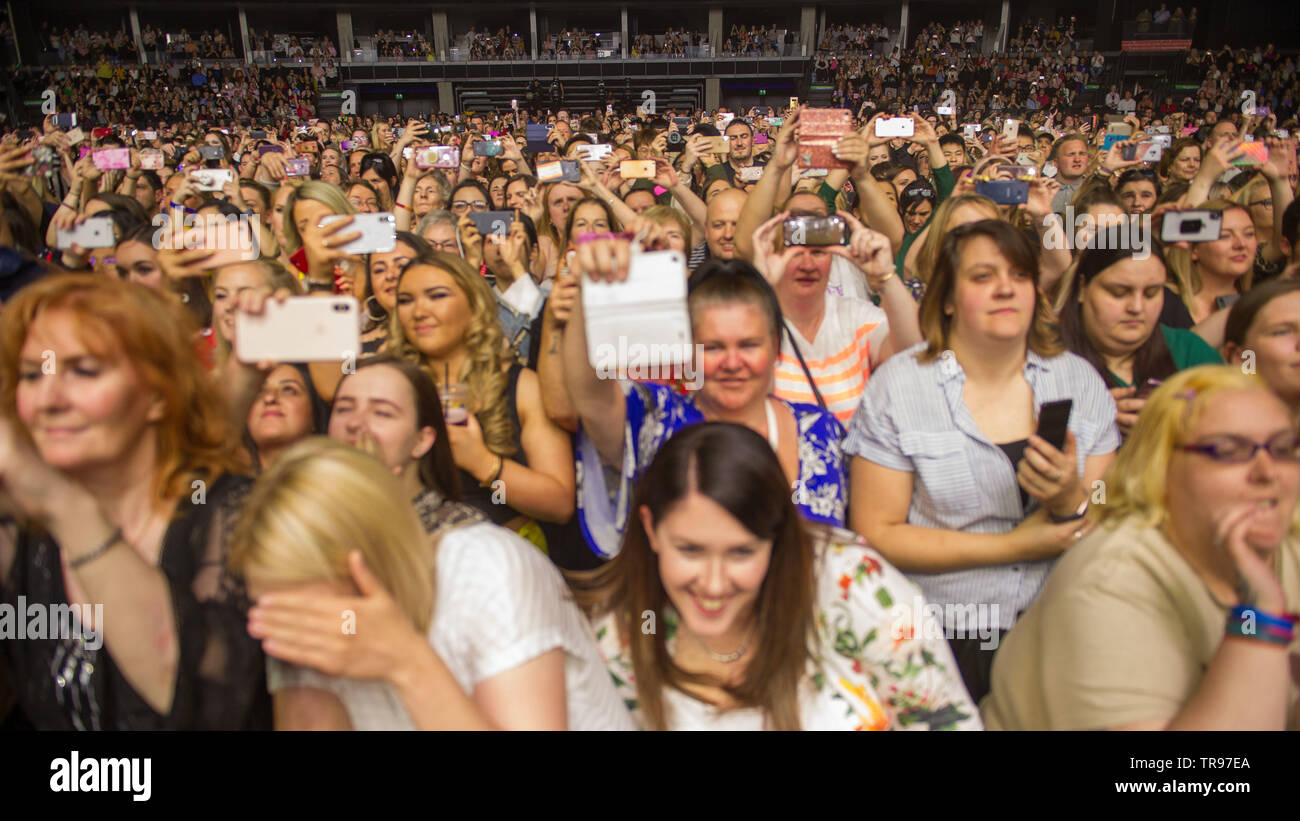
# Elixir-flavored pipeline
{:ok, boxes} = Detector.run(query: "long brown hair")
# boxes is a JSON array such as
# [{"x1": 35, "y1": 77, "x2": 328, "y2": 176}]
[
  {"x1": 569, "y1": 423, "x2": 816, "y2": 730},
  {"x1": 0, "y1": 274, "x2": 236, "y2": 503},
  {"x1": 917, "y1": 219, "x2": 1064, "y2": 363},
  {"x1": 387, "y1": 251, "x2": 518, "y2": 457}
]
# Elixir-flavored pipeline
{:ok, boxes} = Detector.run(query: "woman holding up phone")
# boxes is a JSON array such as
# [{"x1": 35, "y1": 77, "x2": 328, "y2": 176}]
[
  {"x1": 389, "y1": 250, "x2": 575, "y2": 545},
  {"x1": 1059, "y1": 244, "x2": 1224, "y2": 437},
  {"x1": 562, "y1": 240, "x2": 849, "y2": 560},
  {"x1": 845, "y1": 220, "x2": 1119, "y2": 702},
  {"x1": 1164, "y1": 199, "x2": 1257, "y2": 324}
]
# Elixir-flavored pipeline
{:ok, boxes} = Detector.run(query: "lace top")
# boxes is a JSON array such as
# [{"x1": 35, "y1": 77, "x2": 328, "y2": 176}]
[{"x1": 0, "y1": 474, "x2": 270, "y2": 730}]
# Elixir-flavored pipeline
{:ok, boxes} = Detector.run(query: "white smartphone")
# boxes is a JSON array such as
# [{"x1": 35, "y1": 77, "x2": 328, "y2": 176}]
[
  {"x1": 582, "y1": 250, "x2": 691, "y2": 374},
  {"x1": 318, "y1": 213, "x2": 396, "y2": 254},
  {"x1": 1002, "y1": 118, "x2": 1020, "y2": 141},
  {"x1": 192, "y1": 168, "x2": 234, "y2": 192},
  {"x1": 875, "y1": 117, "x2": 914, "y2": 138},
  {"x1": 235, "y1": 296, "x2": 361, "y2": 364},
  {"x1": 936, "y1": 105, "x2": 954, "y2": 116},
  {"x1": 56, "y1": 215, "x2": 116, "y2": 250},
  {"x1": 578, "y1": 143, "x2": 613, "y2": 161}
]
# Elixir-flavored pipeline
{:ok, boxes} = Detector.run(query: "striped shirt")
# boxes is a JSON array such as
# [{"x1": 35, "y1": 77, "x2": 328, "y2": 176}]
[
  {"x1": 776, "y1": 296, "x2": 888, "y2": 423},
  {"x1": 842, "y1": 342, "x2": 1120, "y2": 631}
]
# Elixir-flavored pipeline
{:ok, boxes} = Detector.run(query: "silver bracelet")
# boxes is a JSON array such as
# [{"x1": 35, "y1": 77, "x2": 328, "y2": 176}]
[{"x1": 67, "y1": 527, "x2": 123, "y2": 570}]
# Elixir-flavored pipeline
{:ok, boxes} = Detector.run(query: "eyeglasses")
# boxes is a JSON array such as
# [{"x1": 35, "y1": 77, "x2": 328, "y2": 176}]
[
  {"x1": 1179, "y1": 432, "x2": 1300, "y2": 463},
  {"x1": 429, "y1": 240, "x2": 461, "y2": 253},
  {"x1": 451, "y1": 200, "x2": 488, "y2": 211},
  {"x1": 1249, "y1": 199, "x2": 1273, "y2": 209}
]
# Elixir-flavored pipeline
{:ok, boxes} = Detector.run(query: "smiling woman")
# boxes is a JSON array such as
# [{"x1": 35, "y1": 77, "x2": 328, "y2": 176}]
[
  {"x1": 0, "y1": 274, "x2": 268, "y2": 730},
  {"x1": 571, "y1": 422, "x2": 980, "y2": 730}
]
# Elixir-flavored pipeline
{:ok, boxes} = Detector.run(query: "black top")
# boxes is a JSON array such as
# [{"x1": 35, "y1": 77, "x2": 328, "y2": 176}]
[
  {"x1": 996, "y1": 439, "x2": 1032, "y2": 513},
  {"x1": 1158, "y1": 285, "x2": 1196, "y2": 330},
  {"x1": 0, "y1": 473, "x2": 270, "y2": 730},
  {"x1": 457, "y1": 363, "x2": 531, "y2": 526}
]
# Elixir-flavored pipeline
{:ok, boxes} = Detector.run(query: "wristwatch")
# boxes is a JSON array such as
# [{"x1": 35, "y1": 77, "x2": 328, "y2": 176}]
[{"x1": 1049, "y1": 497, "x2": 1089, "y2": 523}]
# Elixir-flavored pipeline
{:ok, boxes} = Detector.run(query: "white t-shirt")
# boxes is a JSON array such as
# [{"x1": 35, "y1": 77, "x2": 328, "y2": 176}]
[
  {"x1": 267, "y1": 522, "x2": 636, "y2": 730},
  {"x1": 825, "y1": 255, "x2": 868, "y2": 301}
]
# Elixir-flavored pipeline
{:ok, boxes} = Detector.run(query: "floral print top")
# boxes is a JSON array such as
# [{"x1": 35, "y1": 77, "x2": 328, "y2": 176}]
[
  {"x1": 576, "y1": 381, "x2": 846, "y2": 559},
  {"x1": 590, "y1": 527, "x2": 983, "y2": 731}
]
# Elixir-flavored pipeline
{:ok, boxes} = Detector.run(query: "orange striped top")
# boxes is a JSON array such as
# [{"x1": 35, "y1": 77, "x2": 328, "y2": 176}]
[{"x1": 775, "y1": 297, "x2": 889, "y2": 423}]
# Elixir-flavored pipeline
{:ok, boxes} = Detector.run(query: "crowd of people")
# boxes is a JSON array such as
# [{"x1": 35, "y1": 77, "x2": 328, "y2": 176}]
[{"x1": 0, "y1": 20, "x2": 1298, "y2": 732}]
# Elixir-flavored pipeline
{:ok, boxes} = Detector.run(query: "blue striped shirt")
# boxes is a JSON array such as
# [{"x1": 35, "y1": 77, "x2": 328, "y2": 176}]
[{"x1": 843, "y1": 342, "x2": 1120, "y2": 631}]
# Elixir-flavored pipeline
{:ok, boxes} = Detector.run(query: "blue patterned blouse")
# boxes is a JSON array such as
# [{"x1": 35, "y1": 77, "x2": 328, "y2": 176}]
[{"x1": 576, "y1": 381, "x2": 847, "y2": 559}]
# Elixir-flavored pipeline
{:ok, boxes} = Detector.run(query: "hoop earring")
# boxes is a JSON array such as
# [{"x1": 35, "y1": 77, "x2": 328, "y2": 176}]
[{"x1": 365, "y1": 296, "x2": 387, "y2": 323}]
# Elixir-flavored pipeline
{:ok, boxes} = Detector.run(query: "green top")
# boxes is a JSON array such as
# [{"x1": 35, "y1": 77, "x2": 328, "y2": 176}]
[
  {"x1": 1108, "y1": 325, "x2": 1224, "y2": 388},
  {"x1": 892, "y1": 162, "x2": 956, "y2": 277}
]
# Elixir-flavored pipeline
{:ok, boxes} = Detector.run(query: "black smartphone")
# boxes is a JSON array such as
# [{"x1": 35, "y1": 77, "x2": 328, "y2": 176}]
[
  {"x1": 1035, "y1": 399, "x2": 1073, "y2": 451},
  {"x1": 1214, "y1": 294, "x2": 1240, "y2": 311},
  {"x1": 468, "y1": 211, "x2": 515, "y2": 238},
  {"x1": 1135, "y1": 378, "x2": 1163, "y2": 400}
]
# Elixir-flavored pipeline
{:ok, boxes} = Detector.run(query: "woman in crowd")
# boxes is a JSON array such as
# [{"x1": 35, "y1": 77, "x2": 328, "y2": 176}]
[
  {"x1": 1059, "y1": 245, "x2": 1223, "y2": 437},
  {"x1": 0, "y1": 274, "x2": 270, "y2": 729},
  {"x1": 282, "y1": 181, "x2": 365, "y2": 293},
  {"x1": 389, "y1": 250, "x2": 575, "y2": 541},
  {"x1": 562, "y1": 247, "x2": 849, "y2": 559},
  {"x1": 361, "y1": 231, "x2": 428, "y2": 355},
  {"x1": 846, "y1": 220, "x2": 1120, "y2": 702},
  {"x1": 231, "y1": 435, "x2": 635, "y2": 730},
  {"x1": 571, "y1": 422, "x2": 981, "y2": 730},
  {"x1": 1159, "y1": 137, "x2": 1202, "y2": 184},
  {"x1": 902, "y1": 192, "x2": 1002, "y2": 297},
  {"x1": 1165, "y1": 199, "x2": 1257, "y2": 324},
  {"x1": 346, "y1": 180, "x2": 382, "y2": 214},
  {"x1": 1116, "y1": 169, "x2": 1160, "y2": 216},
  {"x1": 1232, "y1": 168, "x2": 1294, "y2": 282},
  {"x1": 245, "y1": 363, "x2": 329, "y2": 471},
  {"x1": 983, "y1": 367, "x2": 1300, "y2": 730},
  {"x1": 1224, "y1": 278, "x2": 1300, "y2": 414},
  {"x1": 417, "y1": 209, "x2": 462, "y2": 255}
]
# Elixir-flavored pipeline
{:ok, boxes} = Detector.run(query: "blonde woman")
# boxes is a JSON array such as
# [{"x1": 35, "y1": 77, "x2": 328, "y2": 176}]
[
  {"x1": 231, "y1": 438, "x2": 633, "y2": 730},
  {"x1": 281, "y1": 180, "x2": 364, "y2": 292},
  {"x1": 388, "y1": 250, "x2": 575, "y2": 539},
  {"x1": 1232, "y1": 168, "x2": 1294, "y2": 281},
  {"x1": 984, "y1": 367, "x2": 1300, "y2": 730},
  {"x1": 1164, "y1": 199, "x2": 1257, "y2": 323}
]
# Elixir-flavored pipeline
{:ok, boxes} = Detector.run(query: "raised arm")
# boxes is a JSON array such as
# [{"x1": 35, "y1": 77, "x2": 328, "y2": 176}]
[{"x1": 735, "y1": 110, "x2": 801, "y2": 262}]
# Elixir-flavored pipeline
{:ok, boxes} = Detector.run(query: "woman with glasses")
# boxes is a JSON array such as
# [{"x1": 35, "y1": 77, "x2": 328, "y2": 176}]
[
  {"x1": 389, "y1": 249, "x2": 575, "y2": 543},
  {"x1": 346, "y1": 180, "x2": 381, "y2": 214},
  {"x1": 571, "y1": 422, "x2": 980, "y2": 730},
  {"x1": 416, "y1": 210, "x2": 462, "y2": 256},
  {"x1": 1059, "y1": 245, "x2": 1223, "y2": 438},
  {"x1": 984, "y1": 367, "x2": 1300, "y2": 730},
  {"x1": 846, "y1": 220, "x2": 1120, "y2": 702}
]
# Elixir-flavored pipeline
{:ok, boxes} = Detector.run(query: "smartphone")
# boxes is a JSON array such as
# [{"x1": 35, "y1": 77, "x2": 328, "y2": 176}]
[
  {"x1": 578, "y1": 143, "x2": 614, "y2": 162},
  {"x1": 936, "y1": 105, "x2": 955, "y2": 116},
  {"x1": 53, "y1": 113, "x2": 77, "y2": 129},
  {"x1": 1035, "y1": 399, "x2": 1073, "y2": 451},
  {"x1": 1120, "y1": 142, "x2": 1149, "y2": 162},
  {"x1": 974, "y1": 179, "x2": 1030, "y2": 205},
  {"x1": 340, "y1": 139, "x2": 357, "y2": 151},
  {"x1": 753, "y1": 133, "x2": 770, "y2": 145},
  {"x1": 139, "y1": 130, "x2": 158, "y2": 141},
  {"x1": 1214, "y1": 294, "x2": 1240, "y2": 312},
  {"x1": 789, "y1": 97, "x2": 799, "y2": 109},
  {"x1": 55, "y1": 215, "x2": 116, "y2": 250},
  {"x1": 1101, "y1": 133, "x2": 1125, "y2": 152},
  {"x1": 1107, "y1": 122, "x2": 1133, "y2": 137},
  {"x1": 140, "y1": 149, "x2": 165, "y2": 170},
  {"x1": 473, "y1": 140, "x2": 504, "y2": 157},
  {"x1": 536, "y1": 160, "x2": 582, "y2": 184},
  {"x1": 962, "y1": 123, "x2": 980, "y2": 138},
  {"x1": 620, "y1": 160, "x2": 656, "y2": 179},
  {"x1": 1232, "y1": 142, "x2": 1268, "y2": 166},
  {"x1": 1159, "y1": 210, "x2": 1223, "y2": 243},
  {"x1": 417, "y1": 146, "x2": 460, "y2": 169},
  {"x1": 92, "y1": 148, "x2": 131, "y2": 170},
  {"x1": 318, "y1": 213, "x2": 397, "y2": 254},
  {"x1": 235, "y1": 297, "x2": 360, "y2": 364},
  {"x1": 285, "y1": 157, "x2": 311, "y2": 177},
  {"x1": 198, "y1": 145, "x2": 224, "y2": 161},
  {"x1": 65, "y1": 127, "x2": 86, "y2": 145},
  {"x1": 192, "y1": 168, "x2": 234, "y2": 192},
  {"x1": 468, "y1": 211, "x2": 515, "y2": 239},
  {"x1": 249, "y1": 129, "x2": 267, "y2": 140},
  {"x1": 582, "y1": 249, "x2": 691, "y2": 372},
  {"x1": 1141, "y1": 144, "x2": 1164, "y2": 163},
  {"x1": 875, "y1": 117, "x2": 914, "y2": 138},
  {"x1": 701, "y1": 136, "x2": 731, "y2": 155},
  {"x1": 783, "y1": 216, "x2": 848, "y2": 247},
  {"x1": 672, "y1": 117, "x2": 693, "y2": 130},
  {"x1": 738, "y1": 166, "x2": 764, "y2": 183},
  {"x1": 1002, "y1": 118, "x2": 1020, "y2": 141}
]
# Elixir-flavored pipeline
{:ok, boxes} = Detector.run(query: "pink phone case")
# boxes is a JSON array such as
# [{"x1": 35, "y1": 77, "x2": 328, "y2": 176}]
[{"x1": 93, "y1": 148, "x2": 131, "y2": 170}]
